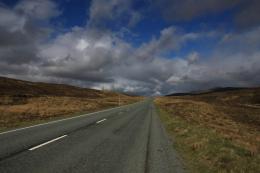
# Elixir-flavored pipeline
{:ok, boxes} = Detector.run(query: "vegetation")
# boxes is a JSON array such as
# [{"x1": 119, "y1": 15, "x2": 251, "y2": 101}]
[
  {"x1": 0, "y1": 76, "x2": 142, "y2": 131},
  {"x1": 155, "y1": 88, "x2": 260, "y2": 172}
]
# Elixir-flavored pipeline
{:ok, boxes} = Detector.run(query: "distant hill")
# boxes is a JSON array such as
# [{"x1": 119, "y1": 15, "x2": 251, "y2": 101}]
[
  {"x1": 0, "y1": 76, "x2": 142, "y2": 130},
  {"x1": 166, "y1": 87, "x2": 258, "y2": 96},
  {"x1": 0, "y1": 76, "x2": 120, "y2": 98}
]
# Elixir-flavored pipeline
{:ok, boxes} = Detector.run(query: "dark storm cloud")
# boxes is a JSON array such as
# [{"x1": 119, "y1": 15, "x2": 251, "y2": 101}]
[
  {"x1": 154, "y1": 0, "x2": 240, "y2": 21},
  {"x1": 44, "y1": 69, "x2": 114, "y2": 83},
  {"x1": 155, "y1": 0, "x2": 260, "y2": 30},
  {"x1": 234, "y1": 0, "x2": 260, "y2": 29},
  {"x1": 0, "y1": 45, "x2": 38, "y2": 64},
  {"x1": 0, "y1": 0, "x2": 59, "y2": 74},
  {"x1": 89, "y1": 0, "x2": 142, "y2": 28},
  {"x1": 14, "y1": 0, "x2": 60, "y2": 20}
]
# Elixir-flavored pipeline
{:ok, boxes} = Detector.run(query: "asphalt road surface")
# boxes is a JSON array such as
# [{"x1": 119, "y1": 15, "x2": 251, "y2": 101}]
[{"x1": 0, "y1": 99, "x2": 184, "y2": 173}]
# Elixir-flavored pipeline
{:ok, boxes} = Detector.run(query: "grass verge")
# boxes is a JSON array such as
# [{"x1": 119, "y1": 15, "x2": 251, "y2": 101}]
[
  {"x1": 156, "y1": 106, "x2": 260, "y2": 173},
  {"x1": 0, "y1": 96, "x2": 141, "y2": 132},
  {"x1": 0, "y1": 110, "x2": 94, "y2": 133}
]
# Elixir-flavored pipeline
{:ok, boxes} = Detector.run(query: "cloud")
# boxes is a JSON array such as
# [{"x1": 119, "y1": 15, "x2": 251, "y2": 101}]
[
  {"x1": 187, "y1": 52, "x2": 199, "y2": 64},
  {"x1": 218, "y1": 26, "x2": 260, "y2": 54},
  {"x1": 15, "y1": 0, "x2": 60, "y2": 20},
  {"x1": 0, "y1": 0, "x2": 260, "y2": 95},
  {"x1": 39, "y1": 27, "x2": 128, "y2": 83},
  {"x1": 154, "y1": 0, "x2": 240, "y2": 21},
  {"x1": 154, "y1": 0, "x2": 260, "y2": 30},
  {"x1": 165, "y1": 27, "x2": 260, "y2": 93},
  {"x1": 135, "y1": 27, "x2": 198, "y2": 59},
  {"x1": 0, "y1": 6, "x2": 26, "y2": 33},
  {"x1": 0, "y1": 0, "x2": 59, "y2": 77},
  {"x1": 128, "y1": 11, "x2": 142, "y2": 28},
  {"x1": 234, "y1": 0, "x2": 260, "y2": 29},
  {"x1": 35, "y1": 25, "x2": 201, "y2": 95},
  {"x1": 89, "y1": 0, "x2": 141, "y2": 28}
]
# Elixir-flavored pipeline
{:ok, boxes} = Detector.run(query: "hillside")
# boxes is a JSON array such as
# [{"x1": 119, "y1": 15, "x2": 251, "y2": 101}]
[
  {"x1": 0, "y1": 76, "x2": 116, "y2": 98},
  {"x1": 0, "y1": 76, "x2": 142, "y2": 131},
  {"x1": 166, "y1": 87, "x2": 255, "y2": 96},
  {"x1": 156, "y1": 87, "x2": 260, "y2": 172}
]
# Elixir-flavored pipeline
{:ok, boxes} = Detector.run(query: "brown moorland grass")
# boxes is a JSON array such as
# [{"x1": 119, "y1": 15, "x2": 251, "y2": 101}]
[
  {"x1": 155, "y1": 88, "x2": 260, "y2": 172},
  {"x1": 0, "y1": 76, "x2": 142, "y2": 131}
]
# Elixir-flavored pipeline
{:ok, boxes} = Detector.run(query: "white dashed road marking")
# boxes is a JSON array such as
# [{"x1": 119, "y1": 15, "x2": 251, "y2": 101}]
[
  {"x1": 96, "y1": 118, "x2": 107, "y2": 124},
  {"x1": 29, "y1": 135, "x2": 68, "y2": 151}
]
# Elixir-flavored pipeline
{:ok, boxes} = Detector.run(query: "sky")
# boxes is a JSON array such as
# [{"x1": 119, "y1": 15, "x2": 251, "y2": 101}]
[{"x1": 0, "y1": 0, "x2": 260, "y2": 95}]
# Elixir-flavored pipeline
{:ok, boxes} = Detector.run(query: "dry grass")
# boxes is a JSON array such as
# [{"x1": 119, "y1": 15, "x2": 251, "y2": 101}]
[
  {"x1": 155, "y1": 89, "x2": 260, "y2": 172},
  {"x1": 0, "y1": 95, "x2": 141, "y2": 131},
  {"x1": 0, "y1": 77, "x2": 142, "y2": 131},
  {"x1": 0, "y1": 76, "x2": 143, "y2": 131}
]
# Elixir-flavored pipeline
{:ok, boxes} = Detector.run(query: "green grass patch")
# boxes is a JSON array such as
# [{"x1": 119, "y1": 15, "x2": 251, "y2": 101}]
[{"x1": 156, "y1": 106, "x2": 260, "y2": 173}]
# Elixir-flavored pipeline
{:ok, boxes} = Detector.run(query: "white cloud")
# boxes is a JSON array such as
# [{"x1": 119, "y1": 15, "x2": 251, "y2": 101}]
[{"x1": 76, "y1": 39, "x2": 89, "y2": 51}]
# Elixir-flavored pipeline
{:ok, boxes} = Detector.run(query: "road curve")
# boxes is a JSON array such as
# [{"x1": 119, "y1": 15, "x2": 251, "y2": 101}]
[{"x1": 0, "y1": 99, "x2": 184, "y2": 173}]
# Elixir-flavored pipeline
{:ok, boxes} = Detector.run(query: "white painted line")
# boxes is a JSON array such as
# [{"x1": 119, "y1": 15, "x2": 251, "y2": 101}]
[
  {"x1": 0, "y1": 101, "x2": 143, "y2": 135},
  {"x1": 29, "y1": 135, "x2": 67, "y2": 151},
  {"x1": 96, "y1": 118, "x2": 107, "y2": 124}
]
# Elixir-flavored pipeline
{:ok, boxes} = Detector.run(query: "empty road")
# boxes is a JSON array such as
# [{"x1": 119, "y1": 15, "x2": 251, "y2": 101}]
[{"x1": 0, "y1": 99, "x2": 184, "y2": 173}]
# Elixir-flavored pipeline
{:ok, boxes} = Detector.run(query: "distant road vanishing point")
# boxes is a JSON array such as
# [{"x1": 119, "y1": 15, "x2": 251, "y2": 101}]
[{"x1": 0, "y1": 99, "x2": 184, "y2": 173}]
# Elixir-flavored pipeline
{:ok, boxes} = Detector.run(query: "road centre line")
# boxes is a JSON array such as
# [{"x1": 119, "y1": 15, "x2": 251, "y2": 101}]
[
  {"x1": 0, "y1": 101, "x2": 143, "y2": 135},
  {"x1": 28, "y1": 135, "x2": 68, "y2": 151},
  {"x1": 96, "y1": 118, "x2": 107, "y2": 124}
]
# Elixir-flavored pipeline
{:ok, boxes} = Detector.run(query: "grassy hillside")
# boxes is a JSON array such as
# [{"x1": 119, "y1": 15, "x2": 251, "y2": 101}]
[
  {"x1": 0, "y1": 76, "x2": 142, "y2": 131},
  {"x1": 0, "y1": 76, "x2": 115, "y2": 98},
  {"x1": 155, "y1": 88, "x2": 260, "y2": 172}
]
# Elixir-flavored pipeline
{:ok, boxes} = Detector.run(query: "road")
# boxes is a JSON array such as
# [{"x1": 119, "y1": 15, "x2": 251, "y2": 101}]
[{"x1": 0, "y1": 99, "x2": 184, "y2": 173}]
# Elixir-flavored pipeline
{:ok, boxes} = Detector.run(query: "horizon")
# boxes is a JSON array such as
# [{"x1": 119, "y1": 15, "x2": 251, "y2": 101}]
[
  {"x1": 1, "y1": 75, "x2": 260, "y2": 97},
  {"x1": 0, "y1": 0, "x2": 260, "y2": 96}
]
